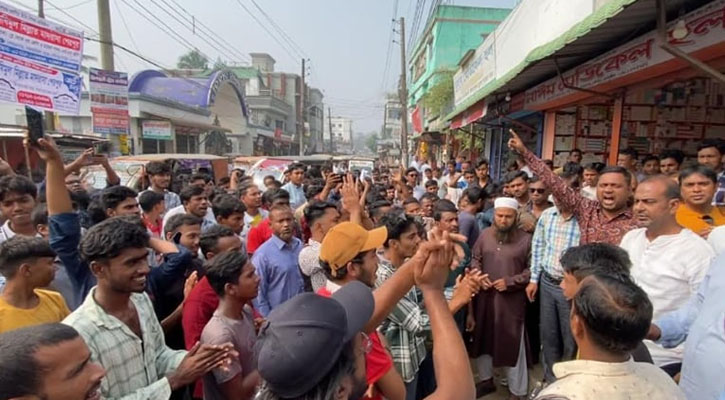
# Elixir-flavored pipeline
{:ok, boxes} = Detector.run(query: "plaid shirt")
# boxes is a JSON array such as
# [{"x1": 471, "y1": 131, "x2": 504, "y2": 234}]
[
  {"x1": 63, "y1": 289, "x2": 186, "y2": 399},
  {"x1": 523, "y1": 149, "x2": 638, "y2": 244},
  {"x1": 713, "y1": 171, "x2": 725, "y2": 206},
  {"x1": 375, "y1": 256, "x2": 429, "y2": 383},
  {"x1": 530, "y1": 207, "x2": 581, "y2": 283}
]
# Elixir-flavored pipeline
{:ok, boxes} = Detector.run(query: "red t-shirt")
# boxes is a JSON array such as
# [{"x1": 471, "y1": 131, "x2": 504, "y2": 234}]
[
  {"x1": 246, "y1": 218, "x2": 272, "y2": 255},
  {"x1": 182, "y1": 277, "x2": 219, "y2": 398},
  {"x1": 317, "y1": 287, "x2": 392, "y2": 400},
  {"x1": 182, "y1": 277, "x2": 263, "y2": 399}
]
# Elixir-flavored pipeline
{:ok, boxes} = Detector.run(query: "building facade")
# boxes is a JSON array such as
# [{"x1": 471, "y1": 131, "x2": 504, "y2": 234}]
[
  {"x1": 407, "y1": 5, "x2": 511, "y2": 134},
  {"x1": 324, "y1": 116, "x2": 354, "y2": 154}
]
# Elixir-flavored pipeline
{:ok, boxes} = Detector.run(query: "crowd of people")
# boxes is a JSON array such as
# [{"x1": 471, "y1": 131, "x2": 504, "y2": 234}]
[{"x1": 0, "y1": 133, "x2": 723, "y2": 400}]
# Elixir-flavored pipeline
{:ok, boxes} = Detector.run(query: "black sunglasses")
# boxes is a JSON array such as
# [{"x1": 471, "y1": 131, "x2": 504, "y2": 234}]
[{"x1": 529, "y1": 188, "x2": 546, "y2": 194}]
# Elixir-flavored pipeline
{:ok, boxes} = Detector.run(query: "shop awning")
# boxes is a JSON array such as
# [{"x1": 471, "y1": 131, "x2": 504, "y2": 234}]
[
  {"x1": 446, "y1": 0, "x2": 711, "y2": 121},
  {"x1": 450, "y1": 101, "x2": 487, "y2": 129}
]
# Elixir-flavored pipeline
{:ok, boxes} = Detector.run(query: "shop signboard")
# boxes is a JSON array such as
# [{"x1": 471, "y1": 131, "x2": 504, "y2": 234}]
[
  {"x1": 90, "y1": 68, "x2": 129, "y2": 135},
  {"x1": 142, "y1": 120, "x2": 172, "y2": 141},
  {"x1": 524, "y1": 0, "x2": 725, "y2": 109},
  {"x1": 0, "y1": 1, "x2": 83, "y2": 72},
  {"x1": 453, "y1": 32, "x2": 496, "y2": 108}
]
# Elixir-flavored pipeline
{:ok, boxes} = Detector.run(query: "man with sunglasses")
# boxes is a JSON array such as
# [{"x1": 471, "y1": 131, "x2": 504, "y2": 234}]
[
  {"x1": 527, "y1": 177, "x2": 553, "y2": 220},
  {"x1": 526, "y1": 171, "x2": 582, "y2": 388},
  {"x1": 404, "y1": 167, "x2": 425, "y2": 200}
]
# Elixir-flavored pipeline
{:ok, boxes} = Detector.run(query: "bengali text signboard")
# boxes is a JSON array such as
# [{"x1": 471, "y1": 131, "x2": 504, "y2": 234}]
[
  {"x1": 524, "y1": 0, "x2": 725, "y2": 109},
  {"x1": 142, "y1": 120, "x2": 172, "y2": 141},
  {"x1": 0, "y1": 1, "x2": 83, "y2": 113},
  {"x1": 90, "y1": 68, "x2": 129, "y2": 135}
]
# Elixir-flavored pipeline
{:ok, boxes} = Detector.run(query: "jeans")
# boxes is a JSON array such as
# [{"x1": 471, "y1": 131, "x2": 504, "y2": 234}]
[{"x1": 540, "y1": 274, "x2": 577, "y2": 383}]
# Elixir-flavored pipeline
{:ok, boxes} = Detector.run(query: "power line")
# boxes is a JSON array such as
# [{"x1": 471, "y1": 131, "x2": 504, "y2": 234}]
[
  {"x1": 120, "y1": 0, "x2": 212, "y2": 64},
  {"x1": 230, "y1": 0, "x2": 300, "y2": 65},
  {"x1": 249, "y1": 0, "x2": 307, "y2": 59},
  {"x1": 165, "y1": 0, "x2": 251, "y2": 63},
  {"x1": 48, "y1": 0, "x2": 93, "y2": 11},
  {"x1": 113, "y1": 0, "x2": 140, "y2": 54},
  {"x1": 147, "y1": 0, "x2": 241, "y2": 64},
  {"x1": 380, "y1": 0, "x2": 398, "y2": 92}
]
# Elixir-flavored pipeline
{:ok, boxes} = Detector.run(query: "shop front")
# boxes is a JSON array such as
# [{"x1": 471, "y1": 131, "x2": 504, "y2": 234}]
[{"x1": 524, "y1": 0, "x2": 725, "y2": 166}]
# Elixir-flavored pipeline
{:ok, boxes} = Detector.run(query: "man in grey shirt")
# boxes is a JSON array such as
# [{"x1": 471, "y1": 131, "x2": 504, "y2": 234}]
[
  {"x1": 201, "y1": 251, "x2": 261, "y2": 400},
  {"x1": 458, "y1": 187, "x2": 485, "y2": 249}
]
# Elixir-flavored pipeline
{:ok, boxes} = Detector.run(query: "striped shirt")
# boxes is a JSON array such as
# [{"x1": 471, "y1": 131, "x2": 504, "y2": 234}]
[
  {"x1": 63, "y1": 289, "x2": 186, "y2": 399},
  {"x1": 375, "y1": 256, "x2": 429, "y2": 383},
  {"x1": 530, "y1": 207, "x2": 581, "y2": 283}
]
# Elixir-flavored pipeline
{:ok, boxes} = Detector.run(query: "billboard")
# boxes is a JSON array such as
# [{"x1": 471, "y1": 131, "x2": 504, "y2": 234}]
[{"x1": 90, "y1": 68, "x2": 129, "y2": 134}]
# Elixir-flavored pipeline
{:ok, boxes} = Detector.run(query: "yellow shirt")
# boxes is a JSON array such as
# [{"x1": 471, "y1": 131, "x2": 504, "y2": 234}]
[
  {"x1": 675, "y1": 204, "x2": 725, "y2": 235},
  {"x1": 0, "y1": 289, "x2": 70, "y2": 333}
]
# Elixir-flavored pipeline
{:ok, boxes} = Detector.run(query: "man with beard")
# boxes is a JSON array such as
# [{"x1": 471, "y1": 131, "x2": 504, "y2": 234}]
[
  {"x1": 470, "y1": 197, "x2": 532, "y2": 400},
  {"x1": 252, "y1": 205, "x2": 304, "y2": 316},
  {"x1": 318, "y1": 221, "x2": 404, "y2": 400},
  {"x1": 0, "y1": 323, "x2": 106, "y2": 400},
  {"x1": 140, "y1": 161, "x2": 181, "y2": 214},
  {"x1": 620, "y1": 175, "x2": 714, "y2": 376},
  {"x1": 63, "y1": 217, "x2": 234, "y2": 399},
  {"x1": 526, "y1": 172, "x2": 581, "y2": 386},
  {"x1": 201, "y1": 251, "x2": 261, "y2": 400},
  {"x1": 509, "y1": 130, "x2": 637, "y2": 245}
]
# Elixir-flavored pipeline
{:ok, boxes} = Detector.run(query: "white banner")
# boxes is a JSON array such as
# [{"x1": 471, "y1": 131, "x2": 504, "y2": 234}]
[
  {"x1": 0, "y1": 51, "x2": 81, "y2": 113},
  {"x1": 0, "y1": 1, "x2": 83, "y2": 72},
  {"x1": 453, "y1": 32, "x2": 496, "y2": 108}
]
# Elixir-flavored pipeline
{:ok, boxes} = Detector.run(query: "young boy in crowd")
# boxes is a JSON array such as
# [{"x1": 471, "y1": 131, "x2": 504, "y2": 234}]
[
  {"x1": 201, "y1": 251, "x2": 261, "y2": 400},
  {"x1": 0, "y1": 236, "x2": 68, "y2": 333},
  {"x1": 213, "y1": 194, "x2": 247, "y2": 237},
  {"x1": 559, "y1": 243, "x2": 653, "y2": 363}
]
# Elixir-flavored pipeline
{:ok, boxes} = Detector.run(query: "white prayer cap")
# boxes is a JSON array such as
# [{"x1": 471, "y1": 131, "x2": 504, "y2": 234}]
[{"x1": 494, "y1": 197, "x2": 519, "y2": 210}]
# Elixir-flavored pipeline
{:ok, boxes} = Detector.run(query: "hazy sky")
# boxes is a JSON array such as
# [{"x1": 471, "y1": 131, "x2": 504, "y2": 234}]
[{"x1": 13, "y1": 0, "x2": 516, "y2": 134}]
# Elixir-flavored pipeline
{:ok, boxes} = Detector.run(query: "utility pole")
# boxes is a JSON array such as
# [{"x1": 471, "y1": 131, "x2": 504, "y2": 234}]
[
  {"x1": 398, "y1": 17, "x2": 409, "y2": 169},
  {"x1": 328, "y1": 107, "x2": 334, "y2": 154},
  {"x1": 36, "y1": 0, "x2": 55, "y2": 131},
  {"x1": 298, "y1": 58, "x2": 305, "y2": 156},
  {"x1": 97, "y1": 0, "x2": 114, "y2": 71}
]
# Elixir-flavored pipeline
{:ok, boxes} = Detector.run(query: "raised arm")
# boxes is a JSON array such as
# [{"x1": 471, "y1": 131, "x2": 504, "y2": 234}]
[
  {"x1": 508, "y1": 130, "x2": 590, "y2": 214},
  {"x1": 36, "y1": 138, "x2": 73, "y2": 215},
  {"x1": 414, "y1": 232, "x2": 475, "y2": 400}
]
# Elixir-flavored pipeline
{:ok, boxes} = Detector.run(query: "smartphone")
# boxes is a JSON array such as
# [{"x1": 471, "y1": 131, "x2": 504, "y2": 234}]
[
  {"x1": 172, "y1": 231, "x2": 182, "y2": 244},
  {"x1": 25, "y1": 106, "x2": 44, "y2": 146},
  {"x1": 94, "y1": 141, "x2": 111, "y2": 154}
]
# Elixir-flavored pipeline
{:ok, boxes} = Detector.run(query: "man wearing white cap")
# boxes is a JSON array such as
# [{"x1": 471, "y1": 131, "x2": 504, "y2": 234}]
[{"x1": 469, "y1": 197, "x2": 532, "y2": 400}]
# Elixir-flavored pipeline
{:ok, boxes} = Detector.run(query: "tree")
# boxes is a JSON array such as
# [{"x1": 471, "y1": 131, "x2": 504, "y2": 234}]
[
  {"x1": 177, "y1": 49, "x2": 208, "y2": 70},
  {"x1": 213, "y1": 56, "x2": 228, "y2": 71},
  {"x1": 365, "y1": 133, "x2": 378, "y2": 153},
  {"x1": 421, "y1": 71, "x2": 454, "y2": 118}
]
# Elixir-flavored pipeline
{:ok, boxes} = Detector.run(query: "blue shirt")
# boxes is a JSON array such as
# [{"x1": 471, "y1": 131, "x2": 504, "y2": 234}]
[
  {"x1": 656, "y1": 252, "x2": 725, "y2": 400},
  {"x1": 49, "y1": 213, "x2": 96, "y2": 308},
  {"x1": 251, "y1": 235, "x2": 304, "y2": 316},
  {"x1": 281, "y1": 182, "x2": 305, "y2": 211}
]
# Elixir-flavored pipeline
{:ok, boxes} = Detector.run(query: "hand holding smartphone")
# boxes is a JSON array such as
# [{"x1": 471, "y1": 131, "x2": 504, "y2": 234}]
[{"x1": 25, "y1": 106, "x2": 44, "y2": 146}]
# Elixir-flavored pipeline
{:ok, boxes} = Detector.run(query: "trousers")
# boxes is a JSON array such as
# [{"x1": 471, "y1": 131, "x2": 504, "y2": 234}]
[{"x1": 540, "y1": 274, "x2": 577, "y2": 383}]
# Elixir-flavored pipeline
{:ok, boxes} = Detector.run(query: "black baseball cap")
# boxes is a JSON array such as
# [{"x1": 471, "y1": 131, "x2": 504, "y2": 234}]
[{"x1": 256, "y1": 281, "x2": 374, "y2": 398}]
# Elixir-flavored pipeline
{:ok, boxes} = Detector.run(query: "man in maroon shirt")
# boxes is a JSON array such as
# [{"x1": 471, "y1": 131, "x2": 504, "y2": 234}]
[{"x1": 508, "y1": 130, "x2": 638, "y2": 244}]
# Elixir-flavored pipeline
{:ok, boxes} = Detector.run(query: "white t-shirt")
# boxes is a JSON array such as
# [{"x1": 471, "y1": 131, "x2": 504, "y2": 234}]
[
  {"x1": 620, "y1": 227, "x2": 715, "y2": 366},
  {"x1": 707, "y1": 225, "x2": 725, "y2": 256}
]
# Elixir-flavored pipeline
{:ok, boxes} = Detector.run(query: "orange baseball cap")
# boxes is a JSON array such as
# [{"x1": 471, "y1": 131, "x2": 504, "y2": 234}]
[{"x1": 320, "y1": 222, "x2": 388, "y2": 277}]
